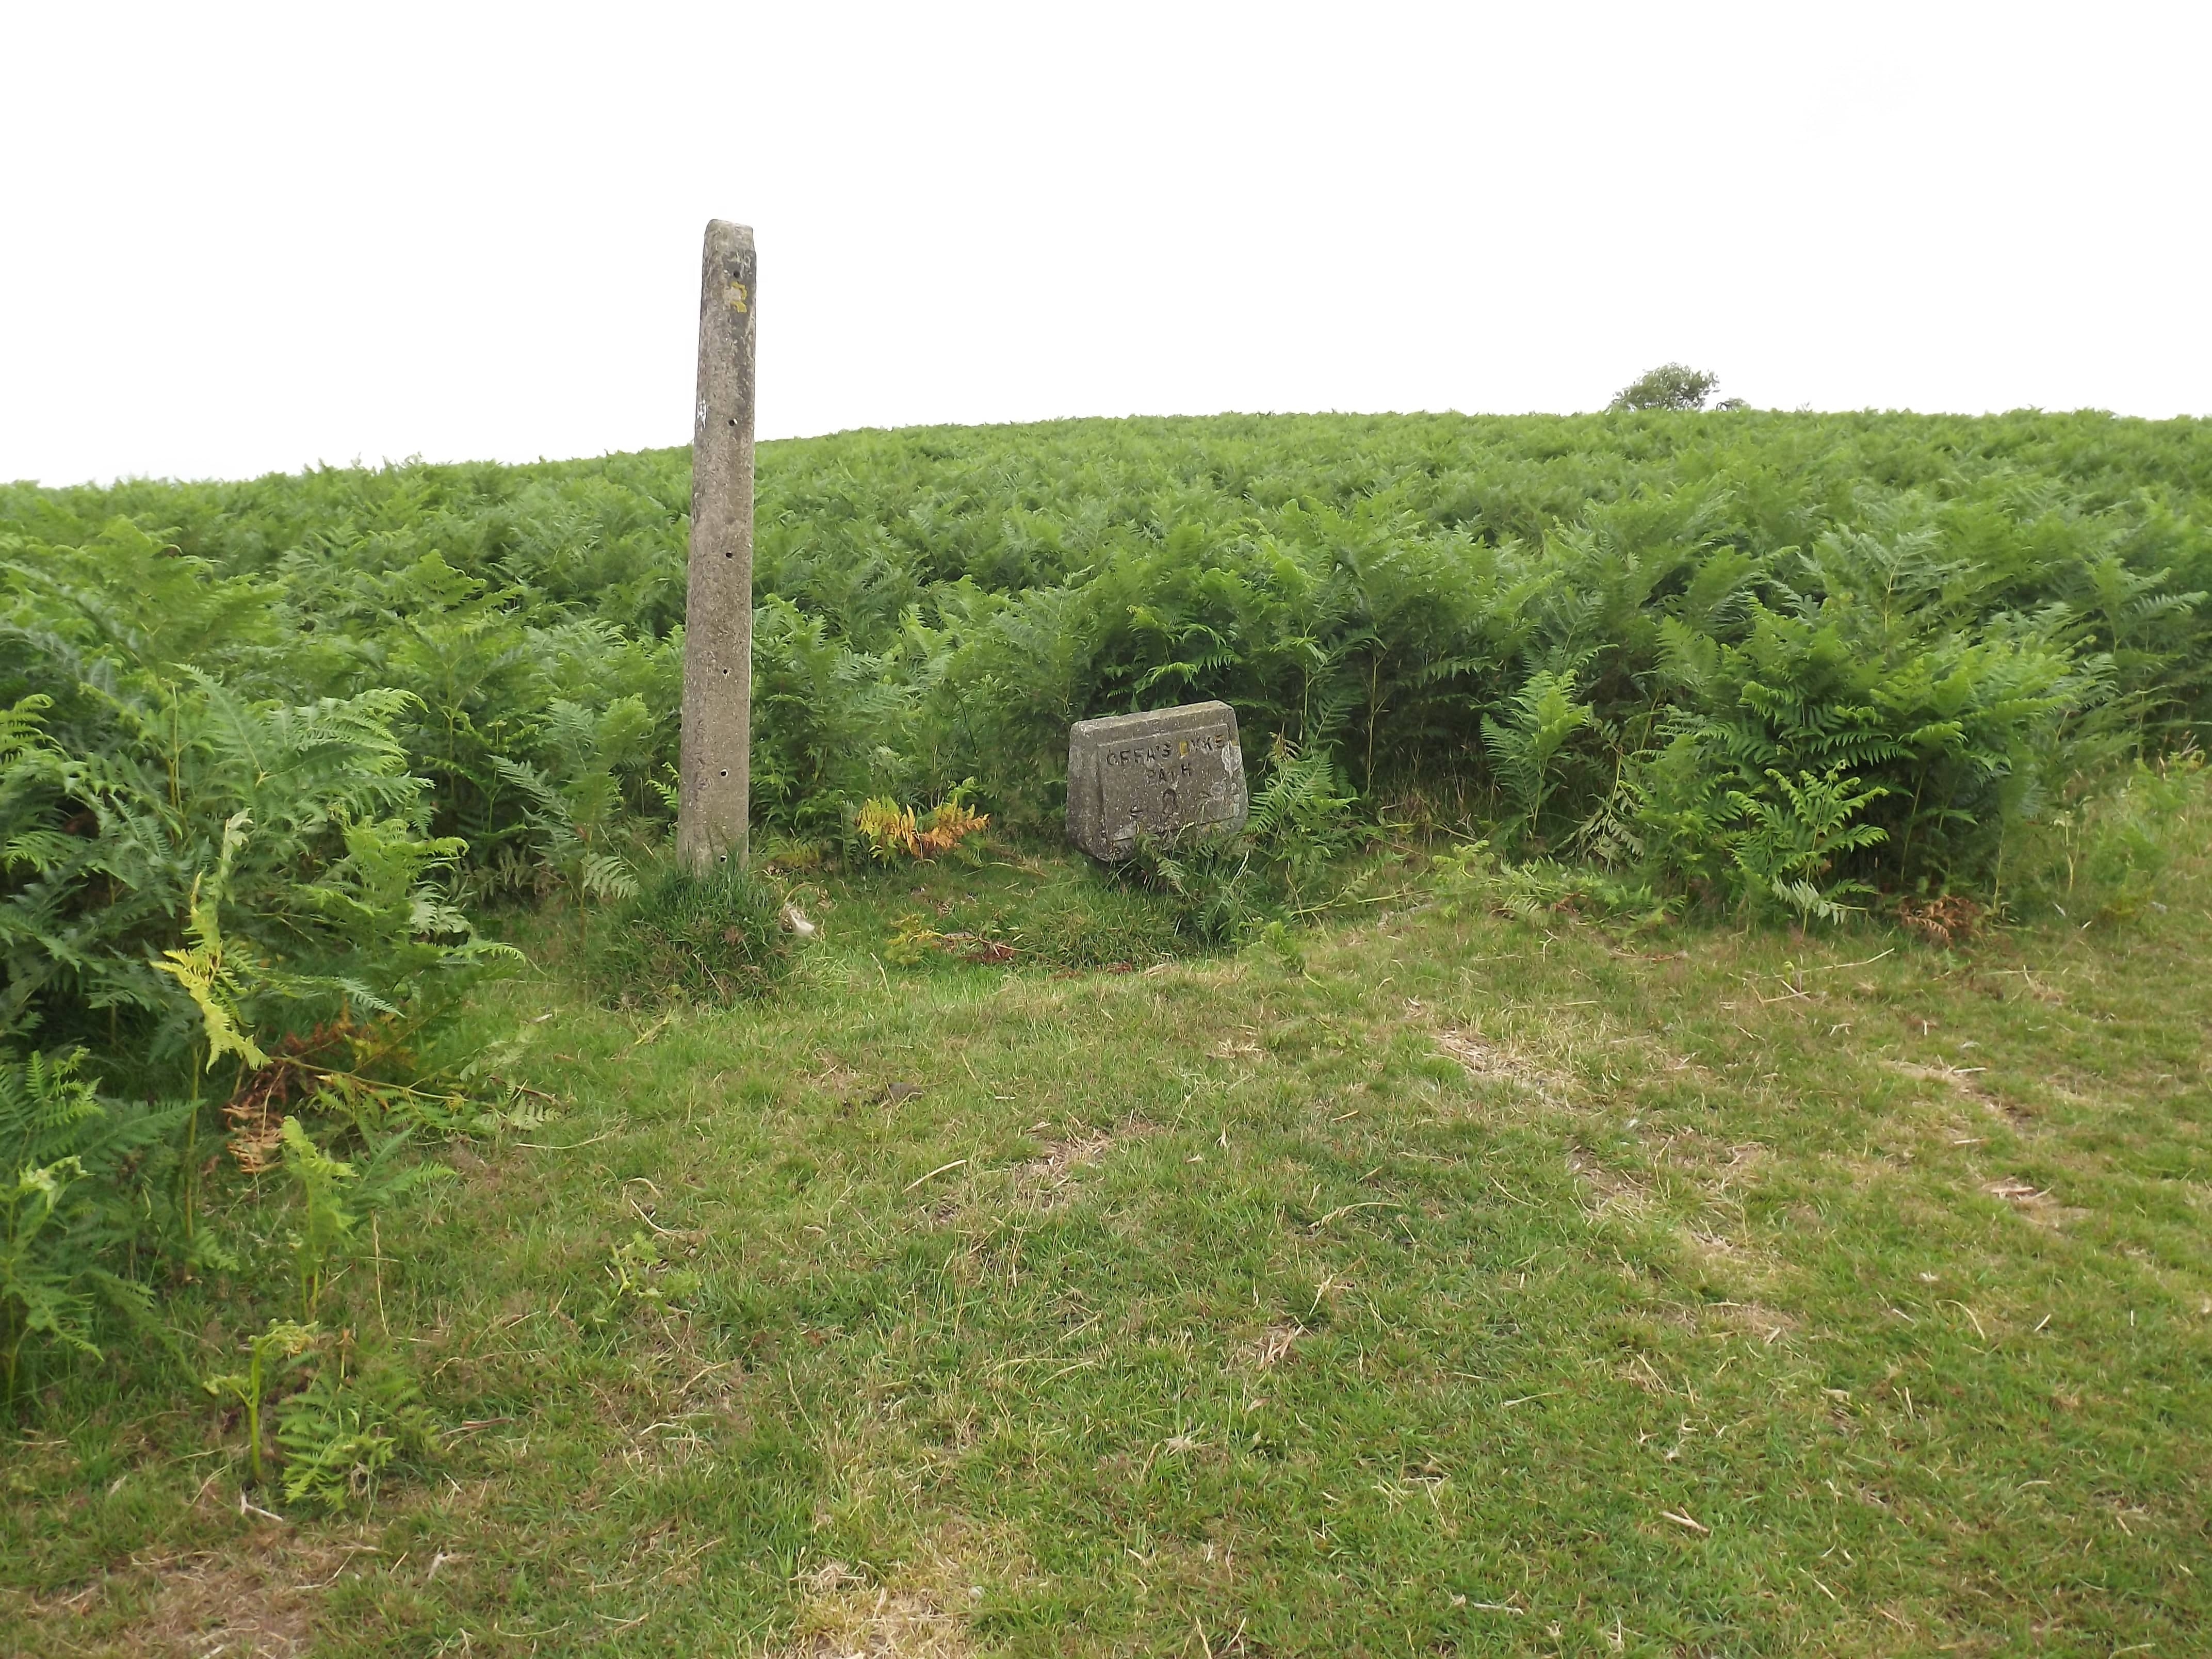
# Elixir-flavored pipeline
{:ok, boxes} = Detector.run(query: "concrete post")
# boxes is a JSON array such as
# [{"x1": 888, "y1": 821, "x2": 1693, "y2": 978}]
[{"x1": 676, "y1": 220, "x2": 756, "y2": 872}]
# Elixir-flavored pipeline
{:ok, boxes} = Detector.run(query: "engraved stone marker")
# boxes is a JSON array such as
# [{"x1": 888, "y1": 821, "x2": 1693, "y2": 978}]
[{"x1": 1066, "y1": 701, "x2": 1248, "y2": 861}]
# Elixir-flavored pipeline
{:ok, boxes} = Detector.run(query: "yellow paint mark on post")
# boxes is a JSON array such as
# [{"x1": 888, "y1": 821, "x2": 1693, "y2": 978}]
[{"x1": 726, "y1": 283, "x2": 749, "y2": 312}]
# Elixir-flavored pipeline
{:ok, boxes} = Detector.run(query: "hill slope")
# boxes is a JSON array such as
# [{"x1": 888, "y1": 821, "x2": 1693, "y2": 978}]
[{"x1": 5, "y1": 412, "x2": 2211, "y2": 1654}]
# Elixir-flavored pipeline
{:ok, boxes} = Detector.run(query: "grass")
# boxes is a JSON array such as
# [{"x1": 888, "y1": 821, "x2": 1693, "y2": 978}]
[{"x1": 6, "y1": 829, "x2": 2211, "y2": 1655}]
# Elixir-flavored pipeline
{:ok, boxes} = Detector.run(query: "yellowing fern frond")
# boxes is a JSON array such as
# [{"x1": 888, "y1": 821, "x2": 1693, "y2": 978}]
[{"x1": 151, "y1": 815, "x2": 269, "y2": 1073}]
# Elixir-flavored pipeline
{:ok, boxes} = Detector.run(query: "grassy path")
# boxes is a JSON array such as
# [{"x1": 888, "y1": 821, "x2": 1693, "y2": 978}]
[{"x1": 10, "y1": 846, "x2": 2212, "y2": 1655}]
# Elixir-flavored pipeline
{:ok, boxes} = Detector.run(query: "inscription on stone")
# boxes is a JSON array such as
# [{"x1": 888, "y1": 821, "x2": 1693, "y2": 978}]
[{"x1": 1066, "y1": 701, "x2": 1248, "y2": 861}]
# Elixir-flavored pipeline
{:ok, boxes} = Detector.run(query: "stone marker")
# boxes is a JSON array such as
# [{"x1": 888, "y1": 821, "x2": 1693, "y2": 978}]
[
  {"x1": 676, "y1": 219, "x2": 757, "y2": 873},
  {"x1": 1066, "y1": 701, "x2": 1248, "y2": 861}
]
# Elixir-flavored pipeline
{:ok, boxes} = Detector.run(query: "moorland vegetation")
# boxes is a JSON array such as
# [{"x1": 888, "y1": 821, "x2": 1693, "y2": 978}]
[{"x1": 3, "y1": 409, "x2": 2210, "y2": 1645}]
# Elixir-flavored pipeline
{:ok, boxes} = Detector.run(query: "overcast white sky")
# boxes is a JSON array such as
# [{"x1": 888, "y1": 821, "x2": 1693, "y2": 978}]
[{"x1": 4, "y1": 1, "x2": 2206, "y2": 486}]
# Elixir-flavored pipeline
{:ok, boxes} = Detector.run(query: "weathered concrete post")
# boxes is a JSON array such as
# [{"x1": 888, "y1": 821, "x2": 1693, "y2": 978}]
[{"x1": 677, "y1": 220, "x2": 756, "y2": 872}]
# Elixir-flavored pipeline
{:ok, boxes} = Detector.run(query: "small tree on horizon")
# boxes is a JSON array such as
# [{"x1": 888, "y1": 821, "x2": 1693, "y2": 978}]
[{"x1": 1609, "y1": 363, "x2": 1722, "y2": 412}]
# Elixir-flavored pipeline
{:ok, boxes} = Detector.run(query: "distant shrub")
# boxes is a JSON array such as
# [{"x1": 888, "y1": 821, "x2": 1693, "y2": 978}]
[
  {"x1": 1609, "y1": 364, "x2": 1721, "y2": 411},
  {"x1": 594, "y1": 859, "x2": 794, "y2": 1007}
]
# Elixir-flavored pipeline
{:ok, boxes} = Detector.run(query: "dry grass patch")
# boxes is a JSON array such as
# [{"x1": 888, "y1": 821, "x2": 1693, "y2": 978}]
[
  {"x1": 968, "y1": 1119, "x2": 1157, "y2": 1214},
  {"x1": 1570, "y1": 1132, "x2": 1769, "y2": 1224},
  {"x1": 773, "y1": 1574, "x2": 971, "y2": 1659},
  {"x1": 1244, "y1": 1322, "x2": 1304, "y2": 1370},
  {"x1": 1886, "y1": 1059, "x2": 2032, "y2": 1126},
  {"x1": 1432, "y1": 1028, "x2": 1567, "y2": 1102},
  {"x1": 1697, "y1": 1299, "x2": 1802, "y2": 1344},
  {"x1": 1567, "y1": 1148, "x2": 1654, "y2": 1219},
  {"x1": 771, "y1": 1531, "x2": 1011, "y2": 1659},
  {"x1": 1986, "y1": 1177, "x2": 2089, "y2": 1229},
  {"x1": 1624, "y1": 1126, "x2": 1767, "y2": 1182},
  {"x1": 50, "y1": 1533, "x2": 381, "y2": 1658},
  {"x1": 1010, "y1": 1128, "x2": 1115, "y2": 1205}
]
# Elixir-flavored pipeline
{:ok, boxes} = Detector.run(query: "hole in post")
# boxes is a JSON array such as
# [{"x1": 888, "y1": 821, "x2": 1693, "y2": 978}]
[{"x1": 719, "y1": 769, "x2": 729, "y2": 778}]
